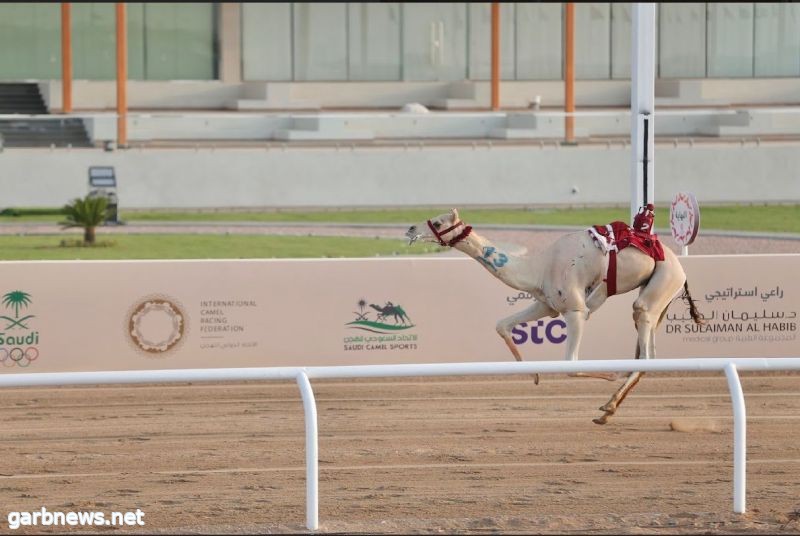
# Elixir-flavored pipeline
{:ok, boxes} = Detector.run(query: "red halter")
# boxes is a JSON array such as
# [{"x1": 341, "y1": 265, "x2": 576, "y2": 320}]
[{"x1": 427, "y1": 219, "x2": 473, "y2": 247}]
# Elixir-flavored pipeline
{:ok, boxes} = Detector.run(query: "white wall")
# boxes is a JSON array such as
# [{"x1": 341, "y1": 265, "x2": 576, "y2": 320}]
[
  {"x1": 36, "y1": 78, "x2": 800, "y2": 112},
  {"x1": 76, "y1": 109, "x2": 800, "y2": 143},
  {"x1": 0, "y1": 143, "x2": 797, "y2": 209},
  {"x1": 39, "y1": 81, "x2": 244, "y2": 111},
  {"x1": 1, "y1": 255, "x2": 797, "y2": 374}
]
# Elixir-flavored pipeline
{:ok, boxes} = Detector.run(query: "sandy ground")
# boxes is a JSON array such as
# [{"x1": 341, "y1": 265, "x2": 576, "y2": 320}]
[{"x1": 1, "y1": 373, "x2": 799, "y2": 534}]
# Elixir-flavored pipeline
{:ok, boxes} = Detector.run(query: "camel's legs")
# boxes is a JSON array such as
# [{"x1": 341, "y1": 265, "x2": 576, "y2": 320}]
[
  {"x1": 566, "y1": 284, "x2": 618, "y2": 381},
  {"x1": 563, "y1": 308, "x2": 618, "y2": 381},
  {"x1": 496, "y1": 300, "x2": 557, "y2": 385},
  {"x1": 585, "y1": 283, "x2": 608, "y2": 313},
  {"x1": 593, "y1": 371, "x2": 644, "y2": 425},
  {"x1": 594, "y1": 270, "x2": 686, "y2": 425}
]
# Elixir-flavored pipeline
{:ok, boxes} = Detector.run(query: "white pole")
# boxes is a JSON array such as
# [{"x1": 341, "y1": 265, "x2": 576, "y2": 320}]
[
  {"x1": 296, "y1": 371, "x2": 319, "y2": 530},
  {"x1": 724, "y1": 363, "x2": 747, "y2": 514},
  {"x1": 630, "y1": 3, "x2": 656, "y2": 222}
]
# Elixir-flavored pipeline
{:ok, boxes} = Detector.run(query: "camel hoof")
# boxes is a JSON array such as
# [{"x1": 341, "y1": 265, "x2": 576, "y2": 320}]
[{"x1": 592, "y1": 411, "x2": 613, "y2": 425}]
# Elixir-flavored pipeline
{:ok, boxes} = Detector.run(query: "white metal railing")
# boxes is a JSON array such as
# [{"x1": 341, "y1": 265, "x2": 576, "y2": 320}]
[{"x1": 2, "y1": 356, "x2": 800, "y2": 530}]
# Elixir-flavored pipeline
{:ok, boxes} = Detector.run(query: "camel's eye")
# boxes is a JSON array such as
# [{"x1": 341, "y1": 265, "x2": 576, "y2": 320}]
[{"x1": 433, "y1": 222, "x2": 442, "y2": 229}]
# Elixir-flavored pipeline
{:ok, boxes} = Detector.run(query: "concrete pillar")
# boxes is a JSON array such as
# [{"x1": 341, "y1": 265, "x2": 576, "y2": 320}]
[
  {"x1": 219, "y1": 3, "x2": 242, "y2": 83},
  {"x1": 116, "y1": 3, "x2": 127, "y2": 147}
]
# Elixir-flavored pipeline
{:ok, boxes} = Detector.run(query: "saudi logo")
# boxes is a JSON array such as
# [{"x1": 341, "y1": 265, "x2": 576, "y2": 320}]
[
  {"x1": 346, "y1": 298, "x2": 414, "y2": 334},
  {"x1": 126, "y1": 295, "x2": 187, "y2": 356},
  {"x1": 0, "y1": 290, "x2": 40, "y2": 368},
  {"x1": 1, "y1": 291, "x2": 34, "y2": 330}
]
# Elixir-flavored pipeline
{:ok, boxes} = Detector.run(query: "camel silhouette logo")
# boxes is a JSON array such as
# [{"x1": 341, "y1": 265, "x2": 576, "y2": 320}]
[
  {"x1": 347, "y1": 298, "x2": 414, "y2": 333},
  {"x1": 1, "y1": 291, "x2": 35, "y2": 330}
]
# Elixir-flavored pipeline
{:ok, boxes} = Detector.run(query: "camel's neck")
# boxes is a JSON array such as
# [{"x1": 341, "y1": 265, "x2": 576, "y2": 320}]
[{"x1": 453, "y1": 230, "x2": 542, "y2": 291}]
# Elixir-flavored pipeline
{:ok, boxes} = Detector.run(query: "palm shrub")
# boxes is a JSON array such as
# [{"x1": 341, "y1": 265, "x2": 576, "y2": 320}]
[{"x1": 60, "y1": 194, "x2": 108, "y2": 244}]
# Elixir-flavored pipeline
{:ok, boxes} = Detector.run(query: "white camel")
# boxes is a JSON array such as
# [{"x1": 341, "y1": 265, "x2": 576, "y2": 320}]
[{"x1": 406, "y1": 208, "x2": 703, "y2": 425}]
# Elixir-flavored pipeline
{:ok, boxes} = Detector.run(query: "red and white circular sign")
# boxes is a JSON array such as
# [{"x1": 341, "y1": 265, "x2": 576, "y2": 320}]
[{"x1": 670, "y1": 192, "x2": 700, "y2": 246}]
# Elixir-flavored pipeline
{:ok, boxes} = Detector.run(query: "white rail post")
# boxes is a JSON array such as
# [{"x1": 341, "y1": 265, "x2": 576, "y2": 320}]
[
  {"x1": 630, "y1": 2, "x2": 656, "y2": 222},
  {"x1": 724, "y1": 363, "x2": 747, "y2": 514},
  {"x1": 296, "y1": 371, "x2": 319, "y2": 530}
]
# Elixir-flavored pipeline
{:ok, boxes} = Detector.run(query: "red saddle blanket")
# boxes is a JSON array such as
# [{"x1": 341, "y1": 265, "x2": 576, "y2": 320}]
[
  {"x1": 587, "y1": 221, "x2": 665, "y2": 296},
  {"x1": 590, "y1": 221, "x2": 665, "y2": 261}
]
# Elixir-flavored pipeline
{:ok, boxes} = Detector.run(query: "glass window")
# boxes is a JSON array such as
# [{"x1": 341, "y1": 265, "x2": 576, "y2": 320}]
[
  {"x1": 126, "y1": 4, "x2": 146, "y2": 80},
  {"x1": 707, "y1": 3, "x2": 754, "y2": 78},
  {"x1": 516, "y1": 3, "x2": 561, "y2": 80},
  {"x1": 70, "y1": 3, "x2": 146, "y2": 80},
  {"x1": 293, "y1": 3, "x2": 347, "y2": 81},
  {"x1": 242, "y1": 3, "x2": 292, "y2": 81},
  {"x1": 348, "y1": 3, "x2": 401, "y2": 81},
  {"x1": 0, "y1": 2, "x2": 210, "y2": 82},
  {"x1": 144, "y1": 3, "x2": 216, "y2": 80},
  {"x1": 402, "y1": 3, "x2": 467, "y2": 81},
  {"x1": 468, "y1": 3, "x2": 515, "y2": 80},
  {"x1": 575, "y1": 3, "x2": 611, "y2": 80},
  {"x1": 0, "y1": 3, "x2": 60, "y2": 80},
  {"x1": 659, "y1": 3, "x2": 706, "y2": 78},
  {"x1": 610, "y1": 3, "x2": 631, "y2": 79},
  {"x1": 754, "y1": 3, "x2": 800, "y2": 77},
  {"x1": 72, "y1": 3, "x2": 117, "y2": 80}
]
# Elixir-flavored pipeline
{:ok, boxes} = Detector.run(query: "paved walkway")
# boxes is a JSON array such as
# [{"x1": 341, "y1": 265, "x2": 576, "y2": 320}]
[{"x1": 1, "y1": 221, "x2": 798, "y2": 256}]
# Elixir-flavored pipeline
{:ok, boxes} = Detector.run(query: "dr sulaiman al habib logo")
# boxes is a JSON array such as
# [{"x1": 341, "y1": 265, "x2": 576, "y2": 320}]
[
  {"x1": 126, "y1": 295, "x2": 188, "y2": 356},
  {"x1": 0, "y1": 290, "x2": 40, "y2": 368}
]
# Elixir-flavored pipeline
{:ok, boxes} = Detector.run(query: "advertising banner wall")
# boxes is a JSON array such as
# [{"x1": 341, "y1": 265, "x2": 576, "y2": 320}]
[{"x1": 0, "y1": 255, "x2": 796, "y2": 374}]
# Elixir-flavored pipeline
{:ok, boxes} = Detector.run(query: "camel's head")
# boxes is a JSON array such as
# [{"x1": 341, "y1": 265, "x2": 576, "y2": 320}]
[{"x1": 405, "y1": 208, "x2": 471, "y2": 247}]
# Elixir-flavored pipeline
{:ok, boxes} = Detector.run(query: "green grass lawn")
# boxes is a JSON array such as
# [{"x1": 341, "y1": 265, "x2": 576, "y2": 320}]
[
  {"x1": 0, "y1": 203, "x2": 796, "y2": 260},
  {"x1": 2, "y1": 205, "x2": 798, "y2": 234},
  {"x1": 126, "y1": 205, "x2": 800, "y2": 233},
  {"x1": 0, "y1": 234, "x2": 444, "y2": 261}
]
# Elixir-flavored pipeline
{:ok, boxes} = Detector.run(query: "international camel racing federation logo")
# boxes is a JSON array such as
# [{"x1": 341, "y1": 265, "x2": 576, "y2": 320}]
[
  {"x1": 344, "y1": 298, "x2": 418, "y2": 352},
  {"x1": 126, "y1": 295, "x2": 188, "y2": 357},
  {"x1": 0, "y1": 291, "x2": 40, "y2": 368}
]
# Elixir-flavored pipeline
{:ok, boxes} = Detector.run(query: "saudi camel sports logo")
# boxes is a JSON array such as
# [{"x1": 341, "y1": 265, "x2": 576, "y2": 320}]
[{"x1": 347, "y1": 298, "x2": 414, "y2": 333}]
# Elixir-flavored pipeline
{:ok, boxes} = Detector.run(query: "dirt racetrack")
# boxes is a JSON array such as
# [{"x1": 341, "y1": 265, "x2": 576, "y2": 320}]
[{"x1": 1, "y1": 372, "x2": 799, "y2": 534}]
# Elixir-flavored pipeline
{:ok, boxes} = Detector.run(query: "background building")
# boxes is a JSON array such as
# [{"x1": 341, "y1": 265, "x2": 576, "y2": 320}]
[
  {"x1": 0, "y1": 3, "x2": 798, "y2": 209},
  {"x1": 1, "y1": 3, "x2": 799, "y2": 109},
  {"x1": 3, "y1": 3, "x2": 800, "y2": 83}
]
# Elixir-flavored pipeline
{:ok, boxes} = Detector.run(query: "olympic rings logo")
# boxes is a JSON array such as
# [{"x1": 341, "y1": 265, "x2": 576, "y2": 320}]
[{"x1": 0, "y1": 347, "x2": 39, "y2": 368}]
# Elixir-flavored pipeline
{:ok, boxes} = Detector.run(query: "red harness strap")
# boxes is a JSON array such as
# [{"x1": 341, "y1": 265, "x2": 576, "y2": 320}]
[
  {"x1": 427, "y1": 219, "x2": 473, "y2": 247},
  {"x1": 606, "y1": 250, "x2": 618, "y2": 296}
]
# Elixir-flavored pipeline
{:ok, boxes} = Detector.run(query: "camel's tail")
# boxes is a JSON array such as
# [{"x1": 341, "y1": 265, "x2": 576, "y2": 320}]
[{"x1": 682, "y1": 280, "x2": 705, "y2": 325}]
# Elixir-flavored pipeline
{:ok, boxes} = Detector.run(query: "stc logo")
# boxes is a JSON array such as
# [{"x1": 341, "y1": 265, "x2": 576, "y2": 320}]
[{"x1": 511, "y1": 319, "x2": 567, "y2": 345}]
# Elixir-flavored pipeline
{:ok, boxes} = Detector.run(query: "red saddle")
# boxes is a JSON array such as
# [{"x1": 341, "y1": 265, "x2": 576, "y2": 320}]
[{"x1": 588, "y1": 204, "x2": 664, "y2": 296}]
